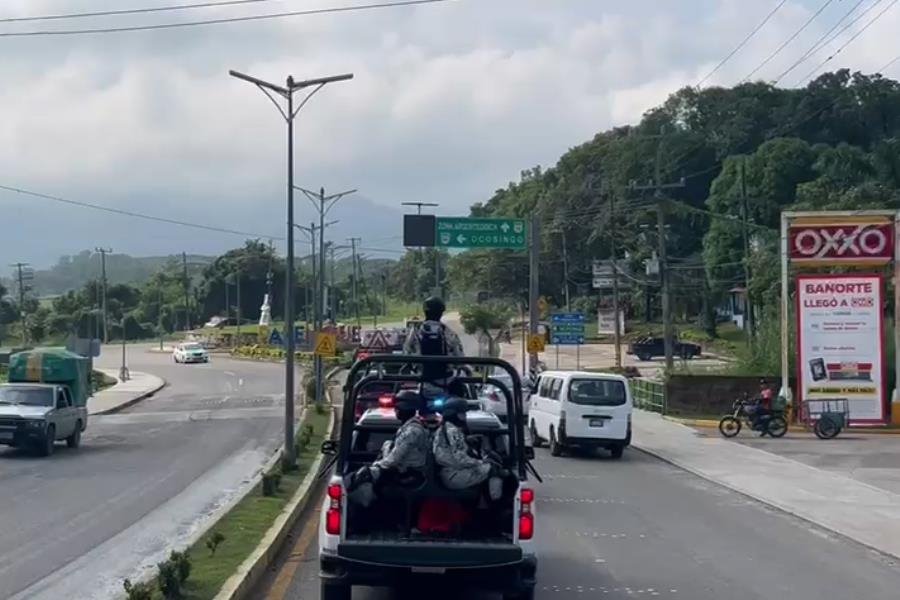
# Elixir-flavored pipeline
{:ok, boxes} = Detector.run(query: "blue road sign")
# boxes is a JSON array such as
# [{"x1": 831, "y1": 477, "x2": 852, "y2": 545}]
[
  {"x1": 294, "y1": 326, "x2": 305, "y2": 344},
  {"x1": 552, "y1": 334, "x2": 585, "y2": 345},
  {"x1": 269, "y1": 328, "x2": 284, "y2": 346},
  {"x1": 551, "y1": 312, "x2": 586, "y2": 324}
]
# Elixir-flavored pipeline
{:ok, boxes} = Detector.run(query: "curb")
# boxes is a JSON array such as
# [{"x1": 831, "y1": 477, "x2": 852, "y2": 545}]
[
  {"x1": 631, "y1": 441, "x2": 900, "y2": 562},
  {"x1": 213, "y1": 405, "x2": 336, "y2": 600},
  {"x1": 666, "y1": 415, "x2": 900, "y2": 434},
  {"x1": 89, "y1": 375, "x2": 167, "y2": 416}
]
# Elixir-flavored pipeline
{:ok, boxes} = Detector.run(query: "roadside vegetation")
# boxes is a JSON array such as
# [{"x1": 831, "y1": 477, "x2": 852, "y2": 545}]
[{"x1": 123, "y1": 408, "x2": 331, "y2": 600}]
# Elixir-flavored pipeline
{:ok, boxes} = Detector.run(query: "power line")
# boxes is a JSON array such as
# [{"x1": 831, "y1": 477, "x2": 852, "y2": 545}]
[
  {"x1": 741, "y1": 0, "x2": 837, "y2": 83},
  {"x1": 772, "y1": 0, "x2": 871, "y2": 84},
  {"x1": 696, "y1": 0, "x2": 788, "y2": 88},
  {"x1": 0, "y1": 0, "x2": 287, "y2": 23},
  {"x1": 0, "y1": 183, "x2": 279, "y2": 239},
  {"x1": 798, "y1": 0, "x2": 899, "y2": 84},
  {"x1": 0, "y1": 0, "x2": 454, "y2": 37}
]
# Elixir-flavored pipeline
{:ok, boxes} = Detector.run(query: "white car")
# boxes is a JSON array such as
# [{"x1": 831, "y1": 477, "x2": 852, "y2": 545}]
[
  {"x1": 173, "y1": 342, "x2": 209, "y2": 364},
  {"x1": 478, "y1": 371, "x2": 530, "y2": 424}
]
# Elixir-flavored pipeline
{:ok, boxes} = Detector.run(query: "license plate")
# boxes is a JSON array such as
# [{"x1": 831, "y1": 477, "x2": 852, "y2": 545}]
[
  {"x1": 411, "y1": 566, "x2": 446, "y2": 574},
  {"x1": 0, "y1": 431, "x2": 14, "y2": 441},
  {"x1": 589, "y1": 418, "x2": 606, "y2": 427}
]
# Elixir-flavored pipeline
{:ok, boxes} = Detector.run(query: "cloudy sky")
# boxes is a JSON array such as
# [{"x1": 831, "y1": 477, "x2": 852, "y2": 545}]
[{"x1": 1, "y1": 0, "x2": 898, "y2": 267}]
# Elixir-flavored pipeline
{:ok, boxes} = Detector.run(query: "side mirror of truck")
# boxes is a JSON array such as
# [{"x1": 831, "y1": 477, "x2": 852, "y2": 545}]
[{"x1": 321, "y1": 440, "x2": 338, "y2": 455}]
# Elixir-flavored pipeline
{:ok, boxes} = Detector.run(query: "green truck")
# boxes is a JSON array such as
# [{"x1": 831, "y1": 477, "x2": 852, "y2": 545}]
[{"x1": 0, "y1": 348, "x2": 92, "y2": 456}]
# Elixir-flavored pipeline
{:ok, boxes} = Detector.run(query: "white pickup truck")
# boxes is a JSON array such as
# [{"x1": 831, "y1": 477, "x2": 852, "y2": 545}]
[{"x1": 0, "y1": 383, "x2": 87, "y2": 456}]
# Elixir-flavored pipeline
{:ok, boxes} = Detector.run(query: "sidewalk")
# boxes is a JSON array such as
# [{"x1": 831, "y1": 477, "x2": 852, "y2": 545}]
[
  {"x1": 88, "y1": 370, "x2": 166, "y2": 415},
  {"x1": 632, "y1": 409, "x2": 900, "y2": 560}
]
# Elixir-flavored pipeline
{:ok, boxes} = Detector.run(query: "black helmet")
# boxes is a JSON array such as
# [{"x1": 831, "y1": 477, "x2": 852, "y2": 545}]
[
  {"x1": 394, "y1": 389, "x2": 424, "y2": 412},
  {"x1": 423, "y1": 296, "x2": 446, "y2": 319},
  {"x1": 440, "y1": 397, "x2": 469, "y2": 420}
]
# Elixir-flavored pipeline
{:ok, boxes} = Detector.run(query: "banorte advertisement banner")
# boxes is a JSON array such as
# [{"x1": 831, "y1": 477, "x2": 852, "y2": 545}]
[{"x1": 796, "y1": 274, "x2": 886, "y2": 424}]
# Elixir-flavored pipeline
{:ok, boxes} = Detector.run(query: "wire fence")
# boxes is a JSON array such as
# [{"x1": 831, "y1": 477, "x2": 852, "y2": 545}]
[{"x1": 630, "y1": 378, "x2": 666, "y2": 414}]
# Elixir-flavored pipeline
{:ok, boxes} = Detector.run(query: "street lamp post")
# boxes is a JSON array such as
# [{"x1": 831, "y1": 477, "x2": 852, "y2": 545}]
[
  {"x1": 297, "y1": 187, "x2": 357, "y2": 407},
  {"x1": 230, "y1": 69, "x2": 352, "y2": 468}
]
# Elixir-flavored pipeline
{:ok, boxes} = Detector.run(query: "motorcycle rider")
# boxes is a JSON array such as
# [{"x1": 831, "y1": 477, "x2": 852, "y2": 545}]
[
  {"x1": 749, "y1": 379, "x2": 774, "y2": 432},
  {"x1": 433, "y1": 397, "x2": 506, "y2": 500}
]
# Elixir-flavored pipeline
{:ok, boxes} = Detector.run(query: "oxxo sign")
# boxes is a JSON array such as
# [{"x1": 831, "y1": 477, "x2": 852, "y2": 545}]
[{"x1": 789, "y1": 221, "x2": 894, "y2": 264}]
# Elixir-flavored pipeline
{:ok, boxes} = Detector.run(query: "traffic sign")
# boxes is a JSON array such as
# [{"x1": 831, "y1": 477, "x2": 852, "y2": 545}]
[
  {"x1": 551, "y1": 313, "x2": 586, "y2": 324},
  {"x1": 435, "y1": 217, "x2": 527, "y2": 249},
  {"x1": 527, "y1": 334, "x2": 546, "y2": 354},
  {"x1": 315, "y1": 332, "x2": 337, "y2": 356},
  {"x1": 538, "y1": 296, "x2": 549, "y2": 317},
  {"x1": 551, "y1": 312, "x2": 585, "y2": 346},
  {"x1": 269, "y1": 328, "x2": 284, "y2": 346},
  {"x1": 366, "y1": 329, "x2": 391, "y2": 350}
]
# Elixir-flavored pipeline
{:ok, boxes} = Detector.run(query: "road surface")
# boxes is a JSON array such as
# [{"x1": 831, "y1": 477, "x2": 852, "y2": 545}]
[
  {"x1": 263, "y1": 445, "x2": 900, "y2": 600},
  {"x1": 0, "y1": 345, "x2": 288, "y2": 600}
]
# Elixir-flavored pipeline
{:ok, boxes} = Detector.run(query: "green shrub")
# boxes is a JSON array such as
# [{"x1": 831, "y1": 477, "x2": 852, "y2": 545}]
[
  {"x1": 157, "y1": 559, "x2": 182, "y2": 599},
  {"x1": 123, "y1": 579, "x2": 154, "y2": 600},
  {"x1": 205, "y1": 531, "x2": 225, "y2": 556},
  {"x1": 262, "y1": 471, "x2": 282, "y2": 496}
]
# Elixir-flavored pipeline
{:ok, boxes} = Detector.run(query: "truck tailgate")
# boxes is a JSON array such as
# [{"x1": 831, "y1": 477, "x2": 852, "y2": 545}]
[{"x1": 338, "y1": 539, "x2": 522, "y2": 568}]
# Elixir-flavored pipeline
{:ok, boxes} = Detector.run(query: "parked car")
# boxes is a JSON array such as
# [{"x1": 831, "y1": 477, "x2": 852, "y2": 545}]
[
  {"x1": 529, "y1": 370, "x2": 632, "y2": 459},
  {"x1": 173, "y1": 342, "x2": 209, "y2": 363},
  {"x1": 626, "y1": 336, "x2": 701, "y2": 361}
]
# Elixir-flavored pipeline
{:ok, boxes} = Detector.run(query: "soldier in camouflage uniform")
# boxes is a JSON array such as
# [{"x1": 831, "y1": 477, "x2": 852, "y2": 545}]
[
  {"x1": 347, "y1": 390, "x2": 430, "y2": 506},
  {"x1": 433, "y1": 398, "x2": 505, "y2": 498},
  {"x1": 371, "y1": 390, "x2": 431, "y2": 478}
]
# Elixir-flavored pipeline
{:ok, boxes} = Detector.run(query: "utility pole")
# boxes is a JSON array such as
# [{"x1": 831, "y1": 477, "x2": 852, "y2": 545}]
[
  {"x1": 528, "y1": 214, "x2": 540, "y2": 372},
  {"x1": 561, "y1": 229, "x2": 570, "y2": 311},
  {"x1": 297, "y1": 186, "x2": 356, "y2": 407},
  {"x1": 235, "y1": 268, "x2": 242, "y2": 342},
  {"x1": 739, "y1": 158, "x2": 754, "y2": 342},
  {"x1": 631, "y1": 134, "x2": 685, "y2": 371},
  {"x1": 158, "y1": 280, "x2": 164, "y2": 351},
  {"x1": 610, "y1": 192, "x2": 622, "y2": 369},
  {"x1": 94, "y1": 248, "x2": 112, "y2": 344},
  {"x1": 10, "y1": 262, "x2": 30, "y2": 344},
  {"x1": 230, "y1": 68, "x2": 353, "y2": 468},
  {"x1": 182, "y1": 252, "x2": 191, "y2": 331},
  {"x1": 349, "y1": 237, "x2": 362, "y2": 328},
  {"x1": 381, "y1": 270, "x2": 388, "y2": 317}
]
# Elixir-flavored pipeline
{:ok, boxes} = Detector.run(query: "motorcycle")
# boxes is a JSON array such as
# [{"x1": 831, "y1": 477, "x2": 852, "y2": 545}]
[{"x1": 718, "y1": 394, "x2": 788, "y2": 438}]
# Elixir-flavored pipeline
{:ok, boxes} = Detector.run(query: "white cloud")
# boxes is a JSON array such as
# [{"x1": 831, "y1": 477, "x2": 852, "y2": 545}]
[{"x1": 1, "y1": 0, "x2": 898, "y2": 265}]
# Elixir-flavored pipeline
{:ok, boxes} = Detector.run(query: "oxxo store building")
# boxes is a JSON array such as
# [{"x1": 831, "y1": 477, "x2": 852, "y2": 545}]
[{"x1": 780, "y1": 211, "x2": 899, "y2": 426}]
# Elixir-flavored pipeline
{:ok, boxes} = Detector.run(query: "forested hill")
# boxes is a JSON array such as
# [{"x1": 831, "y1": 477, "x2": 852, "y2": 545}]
[
  {"x1": 452, "y1": 69, "x2": 900, "y2": 322},
  {"x1": 31, "y1": 251, "x2": 215, "y2": 296}
]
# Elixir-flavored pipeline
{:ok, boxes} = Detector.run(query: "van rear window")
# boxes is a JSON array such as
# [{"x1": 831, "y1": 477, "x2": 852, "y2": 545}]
[{"x1": 568, "y1": 379, "x2": 626, "y2": 406}]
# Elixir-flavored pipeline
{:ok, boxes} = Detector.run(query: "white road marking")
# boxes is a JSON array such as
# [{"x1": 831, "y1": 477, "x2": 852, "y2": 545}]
[{"x1": 223, "y1": 370, "x2": 236, "y2": 377}]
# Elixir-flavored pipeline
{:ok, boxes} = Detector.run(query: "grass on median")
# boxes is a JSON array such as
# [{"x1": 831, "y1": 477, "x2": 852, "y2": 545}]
[{"x1": 139, "y1": 409, "x2": 331, "y2": 600}]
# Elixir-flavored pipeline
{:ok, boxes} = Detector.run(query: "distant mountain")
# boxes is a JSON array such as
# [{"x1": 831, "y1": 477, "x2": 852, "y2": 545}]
[{"x1": 30, "y1": 250, "x2": 215, "y2": 296}]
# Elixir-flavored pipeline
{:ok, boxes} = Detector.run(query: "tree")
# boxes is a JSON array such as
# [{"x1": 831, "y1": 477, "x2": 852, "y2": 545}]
[{"x1": 460, "y1": 302, "x2": 513, "y2": 358}]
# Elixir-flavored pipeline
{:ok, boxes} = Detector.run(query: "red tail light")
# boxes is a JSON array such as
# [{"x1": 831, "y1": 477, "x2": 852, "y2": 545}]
[
  {"x1": 489, "y1": 391, "x2": 500, "y2": 402},
  {"x1": 519, "y1": 487, "x2": 534, "y2": 540},
  {"x1": 326, "y1": 483, "x2": 343, "y2": 535},
  {"x1": 356, "y1": 352, "x2": 370, "y2": 361},
  {"x1": 378, "y1": 395, "x2": 395, "y2": 408}
]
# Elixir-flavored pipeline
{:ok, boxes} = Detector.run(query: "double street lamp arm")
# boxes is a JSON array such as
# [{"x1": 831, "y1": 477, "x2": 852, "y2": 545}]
[{"x1": 229, "y1": 67, "x2": 352, "y2": 469}]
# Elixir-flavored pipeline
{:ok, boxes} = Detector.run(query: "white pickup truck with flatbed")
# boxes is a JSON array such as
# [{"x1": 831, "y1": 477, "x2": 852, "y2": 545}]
[{"x1": 318, "y1": 355, "x2": 538, "y2": 600}]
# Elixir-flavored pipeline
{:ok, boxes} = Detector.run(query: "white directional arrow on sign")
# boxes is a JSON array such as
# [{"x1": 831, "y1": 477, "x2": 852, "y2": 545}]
[
  {"x1": 457, "y1": 234, "x2": 467, "y2": 244},
  {"x1": 500, "y1": 222, "x2": 510, "y2": 233}
]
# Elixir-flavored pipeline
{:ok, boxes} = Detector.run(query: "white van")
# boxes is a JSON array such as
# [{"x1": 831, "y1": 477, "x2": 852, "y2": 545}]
[{"x1": 528, "y1": 371, "x2": 632, "y2": 458}]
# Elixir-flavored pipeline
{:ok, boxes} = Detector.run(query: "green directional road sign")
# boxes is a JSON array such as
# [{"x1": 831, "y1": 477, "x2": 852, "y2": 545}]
[{"x1": 435, "y1": 217, "x2": 527, "y2": 249}]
